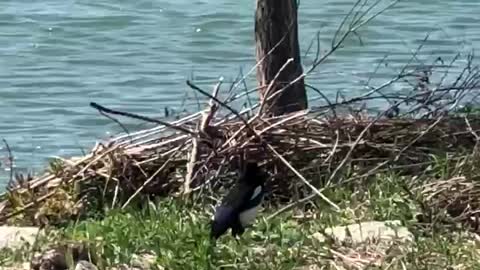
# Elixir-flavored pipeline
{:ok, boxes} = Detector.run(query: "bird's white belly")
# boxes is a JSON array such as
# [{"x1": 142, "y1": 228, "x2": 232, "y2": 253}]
[{"x1": 239, "y1": 204, "x2": 261, "y2": 227}]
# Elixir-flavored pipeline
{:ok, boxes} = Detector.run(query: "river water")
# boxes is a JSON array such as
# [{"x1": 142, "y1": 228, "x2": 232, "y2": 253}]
[{"x1": 1, "y1": 0, "x2": 479, "y2": 186}]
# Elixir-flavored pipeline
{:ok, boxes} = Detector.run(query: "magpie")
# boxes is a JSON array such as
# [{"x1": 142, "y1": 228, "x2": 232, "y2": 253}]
[{"x1": 210, "y1": 162, "x2": 267, "y2": 240}]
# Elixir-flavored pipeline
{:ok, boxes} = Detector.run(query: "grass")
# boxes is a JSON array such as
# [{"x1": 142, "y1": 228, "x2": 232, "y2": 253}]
[{"x1": 2, "y1": 157, "x2": 480, "y2": 269}]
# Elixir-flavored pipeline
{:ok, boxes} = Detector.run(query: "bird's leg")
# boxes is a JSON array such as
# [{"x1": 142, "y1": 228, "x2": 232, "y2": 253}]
[
  {"x1": 231, "y1": 222, "x2": 244, "y2": 246},
  {"x1": 234, "y1": 235, "x2": 241, "y2": 245},
  {"x1": 231, "y1": 230, "x2": 241, "y2": 245}
]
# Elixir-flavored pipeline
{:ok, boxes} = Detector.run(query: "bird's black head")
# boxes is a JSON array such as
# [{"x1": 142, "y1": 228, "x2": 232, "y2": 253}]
[{"x1": 239, "y1": 162, "x2": 267, "y2": 185}]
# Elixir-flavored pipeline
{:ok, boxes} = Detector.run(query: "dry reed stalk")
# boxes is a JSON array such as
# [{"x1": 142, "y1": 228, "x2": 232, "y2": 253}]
[
  {"x1": 185, "y1": 82, "x2": 221, "y2": 194},
  {"x1": 122, "y1": 145, "x2": 184, "y2": 209},
  {"x1": 0, "y1": 191, "x2": 57, "y2": 223},
  {"x1": 266, "y1": 143, "x2": 340, "y2": 211},
  {"x1": 258, "y1": 58, "x2": 294, "y2": 115}
]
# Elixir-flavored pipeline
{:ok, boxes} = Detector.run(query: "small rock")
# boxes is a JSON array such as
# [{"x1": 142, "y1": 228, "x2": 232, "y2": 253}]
[
  {"x1": 75, "y1": 260, "x2": 98, "y2": 270},
  {"x1": 37, "y1": 249, "x2": 68, "y2": 270},
  {"x1": 31, "y1": 242, "x2": 93, "y2": 270},
  {"x1": 1, "y1": 262, "x2": 31, "y2": 270},
  {"x1": 295, "y1": 264, "x2": 323, "y2": 270},
  {"x1": 0, "y1": 226, "x2": 40, "y2": 249},
  {"x1": 251, "y1": 247, "x2": 267, "y2": 256},
  {"x1": 111, "y1": 264, "x2": 130, "y2": 270},
  {"x1": 312, "y1": 220, "x2": 413, "y2": 244},
  {"x1": 131, "y1": 252, "x2": 157, "y2": 270}
]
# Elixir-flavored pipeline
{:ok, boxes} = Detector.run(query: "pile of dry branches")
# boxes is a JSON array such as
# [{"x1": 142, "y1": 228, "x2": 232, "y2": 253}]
[
  {"x1": 1, "y1": 48, "x2": 480, "y2": 226},
  {"x1": 2, "y1": 0, "x2": 480, "y2": 226}
]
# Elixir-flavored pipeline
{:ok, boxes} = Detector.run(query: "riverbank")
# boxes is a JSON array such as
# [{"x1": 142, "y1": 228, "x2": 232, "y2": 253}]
[
  {"x1": 2, "y1": 166, "x2": 480, "y2": 269},
  {"x1": 3, "y1": 107, "x2": 480, "y2": 269}
]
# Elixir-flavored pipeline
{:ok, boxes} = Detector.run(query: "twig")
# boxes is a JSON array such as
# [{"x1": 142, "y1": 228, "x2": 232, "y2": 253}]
[
  {"x1": 259, "y1": 58, "x2": 294, "y2": 115},
  {"x1": 393, "y1": 115, "x2": 445, "y2": 162},
  {"x1": 185, "y1": 136, "x2": 200, "y2": 194},
  {"x1": 114, "y1": 111, "x2": 202, "y2": 145},
  {"x1": 186, "y1": 81, "x2": 250, "y2": 127},
  {"x1": 262, "y1": 0, "x2": 400, "y2": 110},
  {"x1": 97, "y1": 109, "x2": 133, "y2": 143},
  {"x1": 0, "y1": 191, "x2": 57, "y2": 223},
  {"x1": 230, "y1": 18, "x2": 296, "y2": 93},
  {"x1": 70, "y1": 145, "x2": 120, "y2": 182},
  {"x1": 309, "y1": 0, "x2": 400, "y2": 74},
  {"x1": 187, "y1": 79, "x2": 265, "y2": 155},
  {"x1": 185, "y1": 82, "x2": 221, "y2": 194},
  {"x1": 305, "y1": 83, "x2": 337, "y2": 118},
  {"x1": 323, "y1": 129, "x2": 340, "y2": 165},
  {"x1": 201, "y1": 82, "x2": 222, "y2": 133},
  {"x1": 122, "y1": 144, "x2": 185, "y2": 209},
  {"x1": 268, "y1": 159, "x2": 392, "y2": 220},
  {"x1": 266, "y1": 143, "x2": 340, "y2": 211},
  {"x1": 2, "y1": 139, "x2": 14, "y2": 190},
  {"x1": 240, "y1": 110, "x2": 308, "y2": 148},
  {"x1": 465, "y1": 116, "x2": 480, "y2": 141},
  {"x1": 90, "y1": 102, "x2": 197, "y2": 136},
  {"x1": 326, "y1": 112, "x2": 385, "y2": 186},
  {"x1": 268, "y1": 187, "x2": 326, "y2": 220}
]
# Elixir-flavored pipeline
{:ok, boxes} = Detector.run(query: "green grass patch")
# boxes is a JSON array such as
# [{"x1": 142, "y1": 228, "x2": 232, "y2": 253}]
[{"x1": 2, "y1": 168, "x2": 480, "y2": 269}]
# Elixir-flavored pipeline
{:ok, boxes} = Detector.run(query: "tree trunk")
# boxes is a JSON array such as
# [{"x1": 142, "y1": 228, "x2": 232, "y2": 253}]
[{"x1": 255, "y1": 0, "x2": 307, "y2": 116}]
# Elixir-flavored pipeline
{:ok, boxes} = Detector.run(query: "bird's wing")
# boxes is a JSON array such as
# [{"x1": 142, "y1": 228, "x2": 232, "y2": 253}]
[
  {"x1": 211, "y1": 204, "x2": 235, "y2": 238},
  {"x1": 212, "y1": 184, "x2": 245, "y2": 225},
  {"x1": 222, "y1": 182, "x2": 264, "y2": 214},
  {"x1": 220, "y1": 182, "x2": 254, "y2": 210},
  {"x1": 240, "y1": 185, "x2": 264, "y2": 211},
  {"x1": 212, "y1": 204, "x2": 236, "y2": 225}
]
